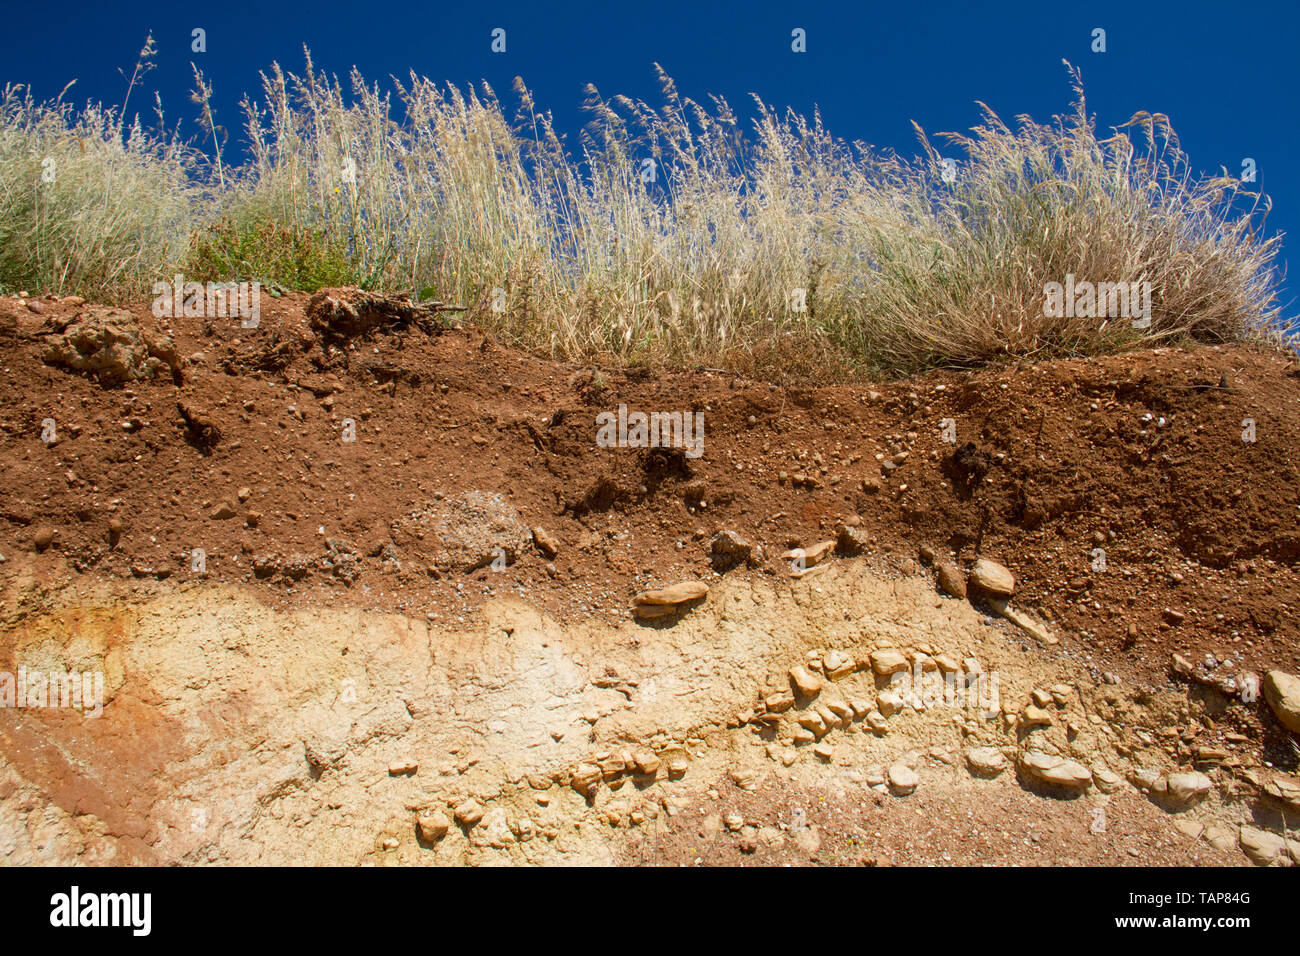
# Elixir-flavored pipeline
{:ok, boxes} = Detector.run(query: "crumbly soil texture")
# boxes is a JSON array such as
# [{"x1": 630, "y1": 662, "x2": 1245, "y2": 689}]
[{"x1": 0, "y1": 289, "x2": 1297, "y2": 867}]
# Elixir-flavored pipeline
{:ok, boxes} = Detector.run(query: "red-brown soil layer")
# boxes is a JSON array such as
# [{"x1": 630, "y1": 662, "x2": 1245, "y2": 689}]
[
  {"x1": 622, "y1": 771, "x2": 1241, "y2": 867},
  {"x1": 2, "y1": 291, "x2": 1297, "y2": 707}
]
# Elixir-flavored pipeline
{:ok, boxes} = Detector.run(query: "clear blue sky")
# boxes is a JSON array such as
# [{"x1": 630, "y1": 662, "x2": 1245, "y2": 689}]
[{"x1": 8, "y1": 0, "x2": 1297, "y2": 322}]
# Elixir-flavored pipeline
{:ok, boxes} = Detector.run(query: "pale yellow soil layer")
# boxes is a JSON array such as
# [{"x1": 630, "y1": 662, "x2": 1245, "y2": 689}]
[{"x1": 0, "y1": 552, "x2": 1294, "y2": 866}]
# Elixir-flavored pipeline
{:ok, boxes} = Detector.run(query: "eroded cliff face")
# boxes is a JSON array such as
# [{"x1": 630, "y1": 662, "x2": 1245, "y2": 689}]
[
  {"x1": 2, "y1": 294, "x2": 1298, "y2": 865},
  {"x1": 1, "y1": 554, "x2": 1291, "y2": 867}
]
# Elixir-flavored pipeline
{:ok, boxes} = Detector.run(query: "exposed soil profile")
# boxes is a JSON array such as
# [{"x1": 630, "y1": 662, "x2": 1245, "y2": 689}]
[{"x1": 1, "y1": 289, "x2": 1297, "y2": 867}]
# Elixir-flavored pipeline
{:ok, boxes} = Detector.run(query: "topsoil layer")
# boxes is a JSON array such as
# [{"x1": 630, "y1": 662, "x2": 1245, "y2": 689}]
[{"x1": 2, "y1": 290, "x2": 1298, "y2": 699}]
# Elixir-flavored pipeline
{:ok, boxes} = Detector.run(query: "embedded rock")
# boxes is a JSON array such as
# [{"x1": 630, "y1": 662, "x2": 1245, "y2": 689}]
[
  {"x1": 965, "y1": 747, "x2": 1007, "y2": 777},
  {"x1": 1263, "y1": 670, "x2": 1300, "y2": 733},
  {"x1": 1019, "y1": 751, "x2": 1092, "y2": 791},
  {"x1": 969, "y1": 558, "x2": 1015, "y2": 597},
  {"x1": 391, "y1": 491, "x2": 531, "y2": 574},
  {"x1": 634, "y1": 581, "x2": 709, "y2": 606},
  {"x1": 42, "y1": 308, "x2": 184, "y2": 387}
]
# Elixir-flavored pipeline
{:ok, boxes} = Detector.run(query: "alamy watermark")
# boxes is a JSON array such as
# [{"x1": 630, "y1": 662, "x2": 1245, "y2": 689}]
[
  {"x1": 0, "y1": 666, "x2": 104, "y2": 718},
  {"x1": 1043, "y1": 274, "x2": 1151, "y2": 329},
  {"x1": 50, "y1": 886, "x2": 150, "y2": 936},
  {"x1": 151, "y1": 275, "x2": 261, "y2": 327},
  {"x1": 596, "y1": 404, "x2": 704, "y2": 459},
  {"x1": 886, "y1": 659, "x2": 1000, "y2": 715}
]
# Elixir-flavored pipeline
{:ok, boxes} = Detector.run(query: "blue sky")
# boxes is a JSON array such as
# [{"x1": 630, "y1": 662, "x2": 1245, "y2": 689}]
[{"x1": 7, "y1": 0, "x2": 1297, "y2": 321}]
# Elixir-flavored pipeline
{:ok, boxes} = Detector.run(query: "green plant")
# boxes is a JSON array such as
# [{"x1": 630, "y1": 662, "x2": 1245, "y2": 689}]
[{"x1": 185, "y1": 216, "x2": 358, "y2": 290}]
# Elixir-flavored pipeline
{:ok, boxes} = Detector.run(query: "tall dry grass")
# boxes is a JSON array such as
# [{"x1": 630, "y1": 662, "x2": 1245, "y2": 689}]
[
  {"x1": 0, "y1": 52, "x2": 1288, "y2": 376},
  {"x1": 0, "y1": 83, "x2": 201, "y2": 302}
]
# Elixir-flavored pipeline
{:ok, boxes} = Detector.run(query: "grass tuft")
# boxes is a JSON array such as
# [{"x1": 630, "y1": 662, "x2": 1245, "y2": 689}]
[{"x1": 0, "y1": 54, "x2": 1289, "y2": 376}]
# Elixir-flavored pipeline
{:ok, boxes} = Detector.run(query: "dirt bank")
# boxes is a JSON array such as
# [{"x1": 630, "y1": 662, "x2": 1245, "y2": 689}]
[{"x1": 1, "y1": 289, "x2": 1297, "y2": 866}]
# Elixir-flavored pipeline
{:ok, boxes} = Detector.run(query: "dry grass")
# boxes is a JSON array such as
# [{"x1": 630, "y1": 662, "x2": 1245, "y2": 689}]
[
  {"x1": 0, "y1": 83, "x2": 200, "y2": 302},
  {"x1": 0, "y1": 52, "x2": 1289, "y2": 376}
]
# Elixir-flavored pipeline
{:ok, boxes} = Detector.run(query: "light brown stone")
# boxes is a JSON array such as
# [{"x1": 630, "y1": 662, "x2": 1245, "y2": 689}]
[
  {"x1": 969, "y1": 557, "x2": 1015, "y2": 596},
  {"x1": 416, "y1": 809, "x2": 450, "y2": 842},
  {"x1": 634, "y1": 581, "x2": 709, "y2": 606},
  {"x1": 788, "y1": 665, "x2": 822, "y2": 698},
  {"x1": 1019, "y1": 751, "x2": 1092, "y2": 790},
  {"x1": 871, "y1": 649, "x2": 909, "y2": 676},
  {"x1": 1263, "y1": 670, "x2": 1300, "y2": 733}
]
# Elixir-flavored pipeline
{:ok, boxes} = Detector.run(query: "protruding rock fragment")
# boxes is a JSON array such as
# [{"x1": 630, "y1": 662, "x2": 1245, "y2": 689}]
[
  {"x1": 933, "y1": 655, "x2": 960, "y2": 674},
  {"x1": 1263, "y1": 670, "x2": 1300, "y2": 733},
  {"x1": 788, "y1": 665, "x2": 822, "y2": 699},
  {"x1": 571, "y1": 763, "x2": 602, "y2": 796},
  {"x1": 1021, "y1": 704, "x2": 1053, "y2": 728},
  {"x1": 823, "y1": 699, "x2": 853, "y2": 721},
  {"x1": 1262, "y1": 773, "x2": 1300, "y2": 812},
  {"x1": 634, "y1": 581, "x2": 709, "y2": 606},
  {"x1": 710, "y1": 529, "x2": 752, "y2": 570},
  {"x1": 765, "y1": 692, "x2": 796, "y2": 713},
  {"x1": 969, "y1": 557, "x2": 1015, "y2": 596},
  {"x1": 632, "y1": 751, "x2": 660, "y2": 776},
  {"x1": 876, "y1": 690, "x2": 904, "y2": 716},
  {"x1": 987, "y1": 597, "x2": 1058, "y2": 646},
  {"x1": 797, "y1": 711, "x2": 829, "y2": 738},
  {"x1": 532, "y1": 526, "x2": 559, "y2": 558},
  {"x1": 887, "y1": 763, "x2": 918, "y2": 795},
  {"x1": 1091, "y1": 764, "x2": 1124, "y2": 794},
  {"x1": 416, "y1": 809, "x2": 450, "y2": 842},
  {"x1": 936, "y1": 563, "x2": 966, "y2": 598},
  {"x1": 823, "y1": 650, "x2": 855, "y2": 680},
  {"x1": 1129, "y1": 768, "x2": 1162, "y2": 792},
  {"x1": 965, "y1": 747, "x2": 1007, "y2": 777},
  {"x1": 835, "y1": 524, "x2": 870, "y2": 555},
  {"x1": 453, "y1": 799, "x2": 484, "y2": 828},
  {"x1": 1239, "y1": 826, "x2": 1296, "y2": 867},
  {"x1": 781, "y1": 539, "x2": 835, "y2": 576},
  {"x1": 596, "y1": 752, "x2": 626, "y2": 779},
  {"x1": 1165, "y1": 771, "x2": 1213, "y2": 807},
  {"x1": 870, "y1": 649, "x2": 909, "y2": 676},
  {"x1": 1019, "y1": 751, "x2": 1092, "y2": 791}
]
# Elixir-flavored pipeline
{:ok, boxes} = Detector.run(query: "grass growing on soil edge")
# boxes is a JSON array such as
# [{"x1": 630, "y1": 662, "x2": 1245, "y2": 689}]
[{"x1": 0, "y1": 42, "x2": 1292, "y2": 379}]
